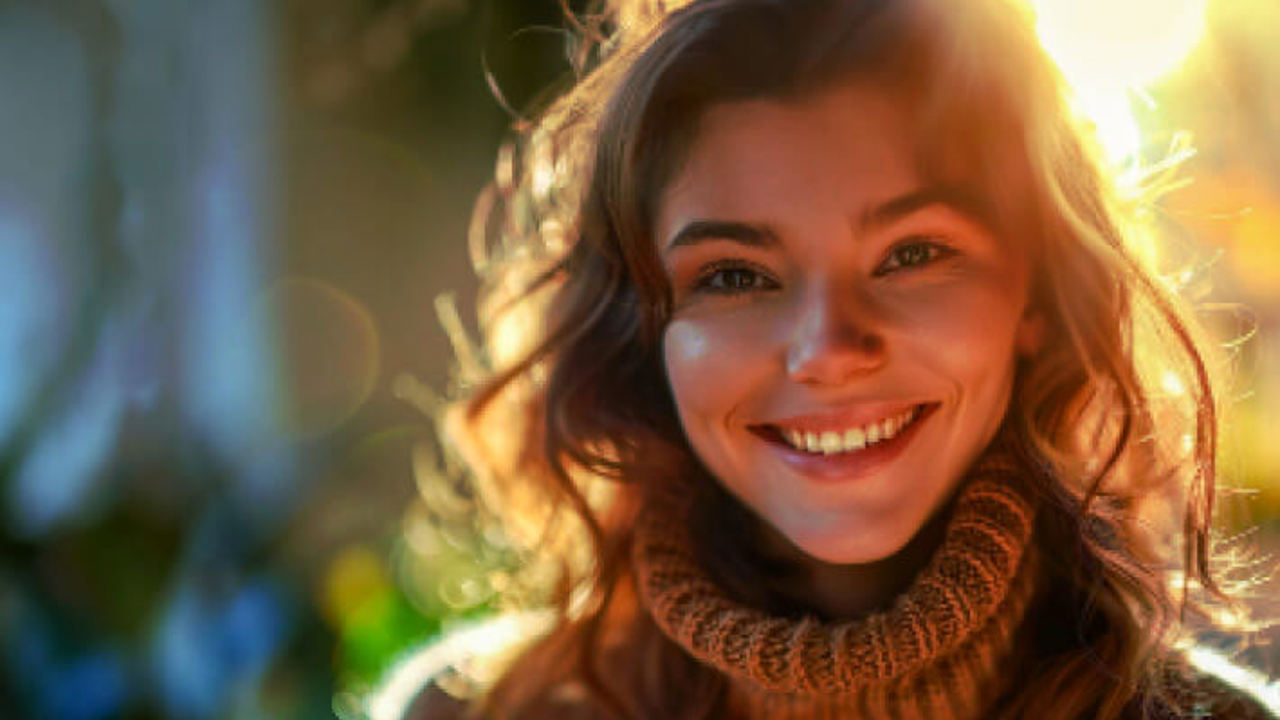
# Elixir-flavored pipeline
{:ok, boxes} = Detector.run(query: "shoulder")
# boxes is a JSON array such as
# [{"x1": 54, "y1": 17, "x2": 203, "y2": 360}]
[
  {"x1": 359, "y1": 609, "x2": 558, "y2": 720},
  {"x1": 1151, "y1": 646, "x2": 1280, "y2": 719}
]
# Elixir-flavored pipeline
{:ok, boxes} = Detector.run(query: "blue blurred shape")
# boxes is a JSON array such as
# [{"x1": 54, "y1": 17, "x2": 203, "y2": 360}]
[
  {"x1": 7, "y1": 320, "x2": 126, "y2": 538},
  {"x1": 173, "y1": 0, "x2": 300, "y2": 534},
  {"x1": 153, "y1": 577, "x2": 289, "y2": 719},
  {"x1": 42, "y1": 650, "x2": 130, "y2": 720},
  {"x1": 221, "y1": 581, "x2": 289, "y2": 677},
  {"x1": 1, "y1": 588, "x2": 129, "y2": 719},
  {"x1": 154, "y1": 584, "x2": 222, "y2": 718},
  {"x1": 0, "y1": 211, "x2": 69, "y2": 449},
  {"x1": 176, "y1": 0, "x2": 282, "y2": 462},
  {"x1": 0, "y1": 1, "x2": 89, "y2": 451}
]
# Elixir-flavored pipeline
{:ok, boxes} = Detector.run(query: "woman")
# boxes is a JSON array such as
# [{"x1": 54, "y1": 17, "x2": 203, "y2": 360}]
[{"x1": 401, "y1": 0, "x2": 1275, "y2": 717}]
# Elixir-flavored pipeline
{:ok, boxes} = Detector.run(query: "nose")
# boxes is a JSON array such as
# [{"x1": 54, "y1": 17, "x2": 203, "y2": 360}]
[{"x1": 785, "y1": 283, "x2": 886, "y2": 386}]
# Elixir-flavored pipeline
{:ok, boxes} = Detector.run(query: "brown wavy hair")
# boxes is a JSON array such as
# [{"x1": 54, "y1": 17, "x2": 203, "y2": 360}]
[{"x1": 421, "y1": 0, "x2": 1249, "y2": 717}]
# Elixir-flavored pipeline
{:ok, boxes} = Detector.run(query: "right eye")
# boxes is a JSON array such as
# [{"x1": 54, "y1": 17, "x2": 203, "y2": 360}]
[{"x1": 693, "y1": 261, "x2": 780, "y2": 295}]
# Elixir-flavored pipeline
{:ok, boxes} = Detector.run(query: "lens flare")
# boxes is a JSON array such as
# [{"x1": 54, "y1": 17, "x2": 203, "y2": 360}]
[
  {"x1": 1028, "y1": 0, "x2": 1208, "y2": 162},
  {"x1": 1030, "y1": 0, "x2": 1208, "y2": 90}
]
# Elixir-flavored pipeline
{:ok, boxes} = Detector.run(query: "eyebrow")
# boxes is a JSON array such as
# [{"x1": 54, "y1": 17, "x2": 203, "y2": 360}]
[
  {"x1": 859, "y1": 185, "x2": 991, "y2": 232},
  {"x1": 662, "y1": 185, "x2": 990, "y2": 255},
  {"x1": 664, "y1": 220, "x2": 781, "y2": 255}
]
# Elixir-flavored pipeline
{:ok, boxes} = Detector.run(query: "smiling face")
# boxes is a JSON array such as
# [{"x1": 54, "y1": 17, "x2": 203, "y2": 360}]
[{"x1": 657, "y1": 82, "x2": 1043, "y2": 565}]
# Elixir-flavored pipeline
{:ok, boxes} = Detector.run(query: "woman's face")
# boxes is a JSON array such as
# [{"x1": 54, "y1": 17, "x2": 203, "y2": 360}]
[{"x1": 657, "y1": 82, "x2": 1042, "y2": 565}]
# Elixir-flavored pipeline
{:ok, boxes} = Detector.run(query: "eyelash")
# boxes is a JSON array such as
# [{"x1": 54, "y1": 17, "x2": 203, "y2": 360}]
[
  {"x1": 692, "y1": 259, "x2": 780, "y2": 295},
  {"x1": 689, "y1": 238, "x2": 954, "y2": 296},
  {"x1": 873, "y1": 238, "x2": 955, "y2": 276}
]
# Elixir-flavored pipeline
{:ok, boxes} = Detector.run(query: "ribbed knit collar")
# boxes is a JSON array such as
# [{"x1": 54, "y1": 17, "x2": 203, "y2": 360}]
[{"x1": 630, "y1": 440, "x2": 1041, "y2": 720}]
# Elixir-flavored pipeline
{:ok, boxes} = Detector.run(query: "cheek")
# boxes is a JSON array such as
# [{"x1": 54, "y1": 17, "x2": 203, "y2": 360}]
[
  {"x1": 662, "y1": 319, "x2": 726, "y2": 415},
  {"x1": 890, "y1": 275, "x2": 1027, "y2": 387},
  {"x1": 662, "y1": 316, "x2": 769, "y2": 430}
]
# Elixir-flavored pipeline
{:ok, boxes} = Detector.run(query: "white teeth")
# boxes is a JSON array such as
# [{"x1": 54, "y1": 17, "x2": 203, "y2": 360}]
[
  {"x1": 843, "y1": 427, "x2": 866, "y2": 451},
  {"x1": 819, "y1": 431, "x2": 842, "y2": 455},
  {"x1": 865, "y1": 423, "x2": 881, "y2": 444},
  {"x1": 776, "y1": 405, "x2": 923, "y2": 455},
  {"x1": 804, "y1": 431, "x2": 821, "y2": 452},
  {"x1": 786, "y1": 428, "x2": 804, "y2": 448}
]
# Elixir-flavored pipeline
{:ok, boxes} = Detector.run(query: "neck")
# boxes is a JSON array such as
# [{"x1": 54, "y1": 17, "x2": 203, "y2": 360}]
[{"x1": 756, "y1": 498, "x2": 953, "y2": 620}]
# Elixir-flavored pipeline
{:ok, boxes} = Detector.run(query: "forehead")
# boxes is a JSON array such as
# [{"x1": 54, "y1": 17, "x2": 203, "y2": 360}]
[{"x1": 657, "y1": 82, "x2": 922, "y2": 237}]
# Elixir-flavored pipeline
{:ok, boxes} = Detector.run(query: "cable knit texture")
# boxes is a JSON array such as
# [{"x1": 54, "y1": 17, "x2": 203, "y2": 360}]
[{"x1": 630, "y1": 442, "x2": 1040, "y2": 720}]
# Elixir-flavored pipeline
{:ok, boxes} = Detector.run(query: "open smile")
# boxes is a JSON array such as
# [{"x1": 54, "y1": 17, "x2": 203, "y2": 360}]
[{"x1": 748, "y1": 402, "x2": 940, "y2": 482}]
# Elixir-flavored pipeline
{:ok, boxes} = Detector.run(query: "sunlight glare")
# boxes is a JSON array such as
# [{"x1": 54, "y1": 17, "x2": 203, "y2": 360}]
[
  {"x1": 1077, "y1": 89, "x2": 1144, "y2": 167},
  {"x1": 1161, "y1": 370, "x2": 1187, "y2": 397},
  {"x1": 1030, "y1": 0, "x2": 1208, "y2": 91},
  {"x1": 1028, "y1": 0, "x2": 1208, "y2": 163}
]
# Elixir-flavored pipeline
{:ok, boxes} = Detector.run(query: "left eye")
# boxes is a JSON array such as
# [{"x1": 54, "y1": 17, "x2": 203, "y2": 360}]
[{"x1": 875, "y1": 240, "x2": 952, "y2": 275}]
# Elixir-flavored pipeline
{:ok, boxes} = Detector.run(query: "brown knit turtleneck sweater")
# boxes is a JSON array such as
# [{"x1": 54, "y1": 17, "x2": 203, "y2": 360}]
[{"x1": 630, "y1": 447, "x2": 1040, "y2": 720}]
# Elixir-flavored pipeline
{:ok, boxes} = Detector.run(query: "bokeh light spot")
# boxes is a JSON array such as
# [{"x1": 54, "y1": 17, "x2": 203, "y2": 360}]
[
  {"x1": 1229, "y1": 201, "x2": 1280, "y2": 300},
  {"x1": 265, "y1": 276, "x2": 381, "y2": 439},
  {"x1": 322, "y1": 545, "x2": 391, "y2": 629}
]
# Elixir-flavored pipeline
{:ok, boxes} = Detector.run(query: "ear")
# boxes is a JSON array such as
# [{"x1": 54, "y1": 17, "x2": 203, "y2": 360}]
[{"x1": 1015, "y1": 308, "x2": 1046, "y2": 357}]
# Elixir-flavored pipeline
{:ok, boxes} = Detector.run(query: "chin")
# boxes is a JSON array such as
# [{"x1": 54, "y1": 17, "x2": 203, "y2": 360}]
[{"x1": 786, "y1": 517, "x2": 923, "y2": 566}]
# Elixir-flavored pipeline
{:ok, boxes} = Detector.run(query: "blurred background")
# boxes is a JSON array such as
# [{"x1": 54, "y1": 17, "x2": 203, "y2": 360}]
[{"x1": 0, "y1": 0, "x2": 1276, "y2": 718}]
